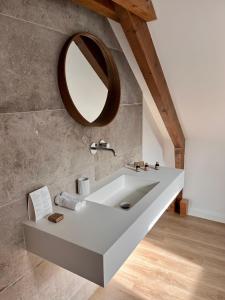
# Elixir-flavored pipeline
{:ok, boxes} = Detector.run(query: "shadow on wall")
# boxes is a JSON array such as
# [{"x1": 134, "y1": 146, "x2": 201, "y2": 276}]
[{"x1": 142, "y1": 99, "x2": 174, "y2": 167}]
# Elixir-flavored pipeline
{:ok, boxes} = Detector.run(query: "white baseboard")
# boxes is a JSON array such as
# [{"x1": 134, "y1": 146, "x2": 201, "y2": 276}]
[{"x1": 188, "y1": 207, "x2": 225, "y2": 224}]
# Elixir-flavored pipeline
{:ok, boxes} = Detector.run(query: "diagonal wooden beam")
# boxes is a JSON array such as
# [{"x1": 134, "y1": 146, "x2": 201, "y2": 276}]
[
  {"x1": 70, "y1": 0, "x2": 187, "y2": 214},
  {"x1": 72, "y1": 0, "x2": 119, "y2": 21},
  {"x1": 75, "y1": 35, "x2": 109, "y2": 87},
  {"x1": 115, "y1": 5, "x2": 185, "y2": 150},
  {"x1": 112, "y1": 0, "x2": 156, "y2": 22},
  {"x1": 115, "y1": 6, "x2": 186, "y2": 215}
]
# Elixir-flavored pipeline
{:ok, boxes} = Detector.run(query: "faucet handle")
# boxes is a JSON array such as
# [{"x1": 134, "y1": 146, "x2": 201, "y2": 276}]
[
  {"x1": 90, "y1": 142, "x2": 97, "y2": 155},
  {"x1": 99, "y1": 140, "x2": 110, "y2": 148}
]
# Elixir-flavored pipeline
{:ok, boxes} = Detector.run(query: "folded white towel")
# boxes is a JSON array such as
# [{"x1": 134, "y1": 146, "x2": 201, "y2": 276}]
[{"x1": 54, "y1": 192, "x2": 86, "y2": 211}]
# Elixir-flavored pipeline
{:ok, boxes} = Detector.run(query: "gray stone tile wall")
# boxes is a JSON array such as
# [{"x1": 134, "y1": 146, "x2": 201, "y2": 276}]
[{"x1": 0, "y1": 1, "x2": 142, "y2": 299}]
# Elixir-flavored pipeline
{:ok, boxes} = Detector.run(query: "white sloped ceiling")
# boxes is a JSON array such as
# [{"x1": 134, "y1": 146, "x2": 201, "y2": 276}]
[
  {"x1": 150, "y1": 0, "x2": 225, "y2": 140},
  {"x1": 110, "y1": 0, "x2": 225, "y2": 222}
]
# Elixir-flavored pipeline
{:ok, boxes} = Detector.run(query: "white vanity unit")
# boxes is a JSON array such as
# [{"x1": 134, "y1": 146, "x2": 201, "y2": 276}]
[{"x1": 23, "y1": 167, "x2": 184, "y2": 286}]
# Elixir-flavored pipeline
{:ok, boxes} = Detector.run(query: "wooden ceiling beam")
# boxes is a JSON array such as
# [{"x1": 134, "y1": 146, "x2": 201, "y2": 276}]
[
  {"x1": 115, "y1": 5, "x2": 185, "y2": 149},
  {"x1": 72, "y1": 0, "x2": 119, "y2": 22},
  {"x1": 112, "y1": 0, "x2": 156, "y2": 22},
  {"x1": 72, "y1": 0, "x2": 156, "y2": 22}
]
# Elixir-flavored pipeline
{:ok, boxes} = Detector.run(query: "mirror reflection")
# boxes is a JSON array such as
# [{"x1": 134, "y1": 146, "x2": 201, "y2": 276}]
[
  {"x1": 58, "y1": 33, "x2": 120, "y2": 127},
  {"x1": 65, "y1": 39, "x2": 108, "y2": 123}
]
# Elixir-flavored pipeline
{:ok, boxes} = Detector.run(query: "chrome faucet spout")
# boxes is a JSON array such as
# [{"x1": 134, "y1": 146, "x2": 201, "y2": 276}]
[
  {"x1": 103, "y1": 147, "x2": 116, "y2": 156},
  {"x1": 90, "y1": 140, "x2": 117, "y2": 156}
]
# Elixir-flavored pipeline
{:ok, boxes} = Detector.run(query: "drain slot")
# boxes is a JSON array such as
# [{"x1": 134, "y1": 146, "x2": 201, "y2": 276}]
[{"x1": 120, "y1": 202, "x2": 131, "y2": 210}]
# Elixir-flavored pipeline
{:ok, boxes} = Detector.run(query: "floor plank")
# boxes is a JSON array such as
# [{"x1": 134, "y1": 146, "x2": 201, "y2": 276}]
[{"x1": 89, "y1": 213, "x2": 225, "y2": 300}]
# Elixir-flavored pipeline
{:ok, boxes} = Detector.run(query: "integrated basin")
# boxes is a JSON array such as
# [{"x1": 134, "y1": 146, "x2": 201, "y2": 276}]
[
  {"x1": 23, "y1": 167, "x2": 184, "y2": 286},
  {"x1": 86, "y1": 174, "x2": 159, "y2": 209}
]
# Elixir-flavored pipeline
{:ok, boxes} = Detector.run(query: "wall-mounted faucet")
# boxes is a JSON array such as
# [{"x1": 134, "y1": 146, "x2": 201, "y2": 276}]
[{"x1": 90, "y1": 140, "x2": 116, "y2": 156}]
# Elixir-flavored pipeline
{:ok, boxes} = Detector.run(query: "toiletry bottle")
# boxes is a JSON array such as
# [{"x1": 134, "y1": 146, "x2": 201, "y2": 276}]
[
  {"x1": 155, "y1": 162, "x2": 160, "y2": 170},
  {"x1": 144, "y1": 163, "x2": 150, "y2": 171},
  {"x1": 77, "y1": 177, "x2": 90, "y2": 196},
  {"x1": 136, "y1": 164, "x2": 141, "y2": 172}
]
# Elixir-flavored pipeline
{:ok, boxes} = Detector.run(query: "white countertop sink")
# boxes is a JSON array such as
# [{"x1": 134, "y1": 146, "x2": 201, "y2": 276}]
[
  {"x1": 23, "y1": 166, "x2": 184, "y2": 286},
  {"x1": 86, "y1": 174, "x2": 159, "y2": 209}
]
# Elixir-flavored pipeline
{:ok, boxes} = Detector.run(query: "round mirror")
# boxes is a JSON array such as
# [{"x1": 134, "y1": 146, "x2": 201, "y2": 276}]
[{"x1": 58, "y1": 33, "x2": 120, "y2": 126}]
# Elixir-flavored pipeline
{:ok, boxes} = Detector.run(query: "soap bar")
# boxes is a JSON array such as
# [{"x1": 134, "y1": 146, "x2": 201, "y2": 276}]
[{"x1": 48, "y1": 213, "x2": 64, "y2": 223}]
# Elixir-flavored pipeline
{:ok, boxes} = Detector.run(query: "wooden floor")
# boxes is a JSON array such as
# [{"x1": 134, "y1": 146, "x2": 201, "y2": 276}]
[{"x1": 89, "y1": 212, "x2": 225, "y2": 300}]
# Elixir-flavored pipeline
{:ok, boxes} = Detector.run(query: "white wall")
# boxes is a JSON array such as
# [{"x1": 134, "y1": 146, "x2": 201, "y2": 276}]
[
  {"x1": 184, "y1": 139, "x2": 225, "y2": 223},
  {"x1": 109, "y1": 20, "x2": 174, "y2": 168},
  {"x1": 142, "y1": 99, "x2": 164, "y2": 165},
  {"x1": 149, "y1": 0, "x2": 225, "y2": 223},
  {"x1": 110, "y1": 0, "x2": 225, "y2": 223}
]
